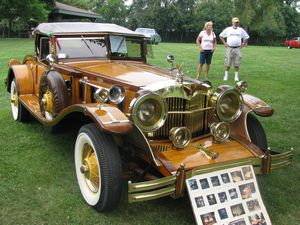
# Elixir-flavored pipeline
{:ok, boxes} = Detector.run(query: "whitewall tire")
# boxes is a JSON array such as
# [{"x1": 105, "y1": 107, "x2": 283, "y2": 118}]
[{"x1": 74, "y1": 123, "x2": 122, "y2": 211}]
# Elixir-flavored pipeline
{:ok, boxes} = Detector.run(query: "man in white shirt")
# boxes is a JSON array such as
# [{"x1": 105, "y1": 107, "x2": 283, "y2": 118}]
[{"x1": 219, "y1": 17, "x2": 249, "y2": 81}]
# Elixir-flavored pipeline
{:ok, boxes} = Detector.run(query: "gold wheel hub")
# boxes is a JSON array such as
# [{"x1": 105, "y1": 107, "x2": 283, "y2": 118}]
[
  {"x1": 80, "y1": 144, "x2": 100, "y2": 192},
  {"x1": 12, "y1": 92, "x2": 18, "y2": 107},
  {"x1": 41, "y1": 89, "x2": 54, "y2": 113}
]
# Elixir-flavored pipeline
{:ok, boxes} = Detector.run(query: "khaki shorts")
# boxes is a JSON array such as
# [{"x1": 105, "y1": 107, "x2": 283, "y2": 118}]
[{"x1": 225, "y1": 47, "x2": 242, "y2": 67}]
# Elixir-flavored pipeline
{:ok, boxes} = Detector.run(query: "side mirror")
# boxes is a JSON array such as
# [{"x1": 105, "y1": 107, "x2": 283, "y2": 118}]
[{"x1": 167, "y1": 55, "x2": 174, "y2": 64}]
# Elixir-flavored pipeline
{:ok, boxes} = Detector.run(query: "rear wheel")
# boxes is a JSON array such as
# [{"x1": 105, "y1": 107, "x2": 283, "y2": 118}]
[
  {"x1": 288, "y1": 45, "x2": 292, "y2": 49},
  {"x1": 246, "y1": 113, "x2": 268, "y2": 151},
  {"x1": 10, "y1": 79, "x2": 30, "y2": 122},
  {"x1": 75, "y1": 123, "x2": 122, "y2": 211}
]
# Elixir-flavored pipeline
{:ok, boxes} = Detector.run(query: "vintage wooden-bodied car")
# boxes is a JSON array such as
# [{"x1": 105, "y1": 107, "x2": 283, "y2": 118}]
[{"x1": 5, "y1": 22, "x2": 292, "y2": 212}]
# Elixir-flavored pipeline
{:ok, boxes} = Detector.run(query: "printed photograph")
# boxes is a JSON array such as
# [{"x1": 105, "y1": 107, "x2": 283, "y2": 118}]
[
  {"x1": 228, "y1": 218, "x2": 247, "y2": 225},
  {"x1": 231, "y1": 203, "x2": 246, "y2": 217},
  {"x1": 221, "y1": 173, "x2": 231, "y2": 184},
  {"x1": 200, "y1": 178, "x2": 210, "y2": 189},
  {"x1": 218, "y1": 208, "x2": 228, "y2": 220},
  {"x1": 200, "y1": 212, "x2": 217, "y2": 225},
  {"x1": 242, "y1": 166, "x2": 254, "y2": 180},
  {"x1": 239, "y1": 182, "x2": 256, "y2": 199},
  {"x1": 248, "y1": 212, "x2": 267, "y2": 225},
  {"x1": 188, "y1": 179, "x2": 199, "y2": 190},
  {"x1": 229, "y1": 188, "x2": 238, "y2": 199},
  {"x1": 207, "y1": 194, "x2": 217, "y2": 205},
  {"x1": 210, "y1": 176, "x2": 221, "y2": 186},
  {"x1": 230, "y1": 170, "x2": 244, "y2": 182},
  {"x1": 218, "y1": 192, "x2": 228, "y2": 203},
  {"x1": 195, "y1": 196, "x2": 205, "y2": 208},
  {"x1": 246, "y1": 199, "x2": 261, "y2": 212}
]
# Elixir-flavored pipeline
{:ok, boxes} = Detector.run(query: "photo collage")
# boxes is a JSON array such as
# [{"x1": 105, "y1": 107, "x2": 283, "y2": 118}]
[{"x1": 186, "y1": 165, "x2": 271, "y2": 225}]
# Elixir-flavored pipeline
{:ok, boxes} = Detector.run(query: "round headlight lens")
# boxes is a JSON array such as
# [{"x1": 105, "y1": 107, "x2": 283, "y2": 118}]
[
  {"x1": 131, "y1": 93, "x2": 167, "y2": 132},
  {"x1": 216, "y1": 88, "x2": 243, "y2": 122},
  {"x1": 210, "y1": 122, "x2": 230, "y2": 143},
  {"x1": 109, "y1": 85, "x2": 125, "y2": 104},
  {"x1": 169, "y1": 127, "x2": 191, "y2": 148}
]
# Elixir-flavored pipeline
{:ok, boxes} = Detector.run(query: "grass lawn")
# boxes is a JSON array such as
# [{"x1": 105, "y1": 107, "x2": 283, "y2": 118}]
[{"x1": 0, "y1": 39, "x2": 299, "y2": 225}]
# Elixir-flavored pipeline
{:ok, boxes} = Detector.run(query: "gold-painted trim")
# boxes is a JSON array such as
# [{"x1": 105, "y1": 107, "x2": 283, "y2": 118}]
[
  {"x1": 128, "y1": 175, "x2": 176, "y2": 193},
  {"x1": 129, "y1": 186, "x2": 175, "y2": 202}
]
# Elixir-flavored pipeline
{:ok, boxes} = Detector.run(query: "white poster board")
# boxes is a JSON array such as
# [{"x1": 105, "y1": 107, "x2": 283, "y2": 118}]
[{"x1": 186, "y1": 165, "x2": 272, "y2": 225}]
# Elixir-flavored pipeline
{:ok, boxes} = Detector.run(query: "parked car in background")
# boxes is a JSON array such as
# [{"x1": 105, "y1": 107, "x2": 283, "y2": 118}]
[
  {"x1": 135, "y1": 28, "x2": 162, "y2": 44},
  {"x1": 5, "y1": 22, "x2": 292, "y2": 213},
  {"x1": 285, "y1": 37, "x2": 300, "y2": 48}
]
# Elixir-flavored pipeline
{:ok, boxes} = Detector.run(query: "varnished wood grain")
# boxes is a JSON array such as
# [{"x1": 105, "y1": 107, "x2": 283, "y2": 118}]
[{"x1": 152, "y1": 137, "x2": 256, "y2": 173}]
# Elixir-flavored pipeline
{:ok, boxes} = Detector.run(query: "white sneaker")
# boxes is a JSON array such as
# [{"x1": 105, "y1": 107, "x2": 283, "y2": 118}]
[
  {"x1": 223, "y1": 74, "x2": 228, "y2": 81},
  {"x1": 234, "y1": 75, "x2": 239, "y2": 81}
]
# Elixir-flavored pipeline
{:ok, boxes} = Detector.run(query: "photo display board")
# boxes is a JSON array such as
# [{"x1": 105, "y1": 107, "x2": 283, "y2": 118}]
[{"x1": 186, "y1": 165, "x2": 271, "y2": 225}]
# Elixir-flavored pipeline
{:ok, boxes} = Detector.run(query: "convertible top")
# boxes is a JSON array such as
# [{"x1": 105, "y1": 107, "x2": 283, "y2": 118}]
[{"x1": 33, "y1": 22, "x2": 144, "y2": 37}]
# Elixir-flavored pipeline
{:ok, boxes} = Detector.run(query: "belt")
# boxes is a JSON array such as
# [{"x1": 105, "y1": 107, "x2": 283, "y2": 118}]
[{"x1": 229, "y1": 46, "x2": 240, "y2": 48}]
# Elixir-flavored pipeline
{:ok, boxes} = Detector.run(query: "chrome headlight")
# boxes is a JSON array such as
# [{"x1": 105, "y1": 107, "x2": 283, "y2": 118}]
[
  {"x1": 130, "y1": 93, "x2": 167, "y2": 132},
  {"x1": 109, "y1": 85, "x2": 125, "y2": 104},
  {"x1": 94, "y1": 88, "x2": 109, "y2": 103},
  {"x1": 215, "y1": 87, "x2": 243, "y2": 122},
  {"x1": 169, "y1": 127, "x2": 191, "y2": 148},
  {"x1": 210, "y1": 122, "x2": 230, "y2": 143}
]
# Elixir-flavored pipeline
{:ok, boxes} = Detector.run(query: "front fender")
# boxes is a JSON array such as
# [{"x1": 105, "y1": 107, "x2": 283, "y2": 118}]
[
  {"x1": 243, "y1": 94, "x2": 273, "y2": 117},
  {"x1": 85, "y1": 104, "x2": 133, "y2": 135},
  {"x1": 6, "y1": 64, "x2": 34, "y2": 95}
]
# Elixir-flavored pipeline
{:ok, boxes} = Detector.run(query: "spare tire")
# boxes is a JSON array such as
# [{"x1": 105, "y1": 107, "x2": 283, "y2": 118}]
[{"x1": 39, "y1": 71, "x2": 68, "y2": 119}]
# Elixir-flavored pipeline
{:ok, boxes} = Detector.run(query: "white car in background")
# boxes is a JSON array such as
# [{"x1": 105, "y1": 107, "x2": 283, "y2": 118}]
[{"x1": 135, "y1": 28, "x2": 162, "y2": 44}]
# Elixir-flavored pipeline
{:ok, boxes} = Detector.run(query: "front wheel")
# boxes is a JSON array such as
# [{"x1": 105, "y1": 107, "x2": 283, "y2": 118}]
[
  {"x1": 75, "y1": 123, "x2": 122, "y2": 211},
  {"x1": 288, "y1": 45, "x2": 292, "y2": 49},
  {"x1": 10, "y1": 79, "x2": 30, "y2": 122}
]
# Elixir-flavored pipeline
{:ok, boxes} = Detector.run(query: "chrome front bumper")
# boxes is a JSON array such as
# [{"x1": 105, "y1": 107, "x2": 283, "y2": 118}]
[{"x1": 128, "y1": 149, "x2": 292, "y2": 203}]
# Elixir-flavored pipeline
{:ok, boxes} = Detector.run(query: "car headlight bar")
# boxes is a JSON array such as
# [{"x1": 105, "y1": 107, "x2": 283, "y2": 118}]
[{"x1": 80, "y1": 78, "x2": 125, "y2": 105}]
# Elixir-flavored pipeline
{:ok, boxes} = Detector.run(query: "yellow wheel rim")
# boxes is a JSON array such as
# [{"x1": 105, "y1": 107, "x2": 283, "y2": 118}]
[
  {"x1": 12, "y1": 91, "x2": 18, "y2": 107},
  {"x1": 81, "y1": 144, "x2": 100, "y2": 193},
  {"x1": 41, "y1": 89, "x2": 54, "y2": 113}
]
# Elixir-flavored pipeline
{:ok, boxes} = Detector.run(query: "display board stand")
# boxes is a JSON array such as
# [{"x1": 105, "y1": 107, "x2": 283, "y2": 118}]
[{"x1": 186, "y1": 165, "x2": 271, "y2": 225}]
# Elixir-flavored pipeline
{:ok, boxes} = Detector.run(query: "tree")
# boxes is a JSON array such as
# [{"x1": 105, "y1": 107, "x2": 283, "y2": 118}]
[
  {"x1": 233, "y1": 0, "x2": 286, "y2": 44},
  {"x1": 280, "y1": 1, "x2": 300, "y2": 38},
  {"x1": 0, "y1": 0, "x2": 54, "y2": 37},
  {"x1": 96, "y1": 0, "x2": 128, "y2": 26}
]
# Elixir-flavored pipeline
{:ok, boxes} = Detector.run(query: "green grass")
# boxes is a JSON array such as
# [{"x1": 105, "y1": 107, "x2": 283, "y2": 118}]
[{"x1": 0, "y1": 39, "x2": 299, "y2": 225}]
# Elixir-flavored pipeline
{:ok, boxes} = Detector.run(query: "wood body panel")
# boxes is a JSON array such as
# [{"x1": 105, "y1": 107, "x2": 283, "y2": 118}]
[{"x1": 152, "y1": 137, "x2": 256, "y2": 173}]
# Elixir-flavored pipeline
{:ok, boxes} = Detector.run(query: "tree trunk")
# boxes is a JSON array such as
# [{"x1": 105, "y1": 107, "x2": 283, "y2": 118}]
[{"x1": 8, "y1": 17, "x2": 13, "y2": 38}]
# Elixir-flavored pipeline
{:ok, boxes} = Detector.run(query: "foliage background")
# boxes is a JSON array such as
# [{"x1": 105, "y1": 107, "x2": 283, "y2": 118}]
[
  {"x1": 0, "y1": 0, "x2": 300, "y2": 44},
  {"x1": 0, "y1": 39, "x2": 299, "y2": 225}
]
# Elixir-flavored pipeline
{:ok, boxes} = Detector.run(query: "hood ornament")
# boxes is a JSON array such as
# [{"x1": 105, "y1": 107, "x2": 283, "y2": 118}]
[
  {"x1": 174, "y1": 63, "x2": 184, "y2": 84},
  {"x1": 167, "y1": 55, "x2": 184, "y2": 84}
]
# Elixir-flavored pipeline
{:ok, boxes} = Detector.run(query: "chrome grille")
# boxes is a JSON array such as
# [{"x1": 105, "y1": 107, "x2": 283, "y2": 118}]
[{"x1": 153, "y1": 93, "x2": 210, "y2": 139}]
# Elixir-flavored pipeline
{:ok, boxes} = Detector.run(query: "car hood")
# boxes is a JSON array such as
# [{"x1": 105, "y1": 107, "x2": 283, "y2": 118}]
[{"x1": 69, "y1": 61, "x2": 173, "y2": 88}]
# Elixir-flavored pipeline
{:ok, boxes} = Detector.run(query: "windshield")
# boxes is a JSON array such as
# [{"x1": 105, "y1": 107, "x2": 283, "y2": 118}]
[
  {"x1": 56, "y1": 37, "x2": 107, "y2": 59},
  {"x1": 145, "y1": 29, "x2": 155, "y2": 34},
  {"x1": 110, "y1": 35, "x2": 143, "y2": 59}
]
